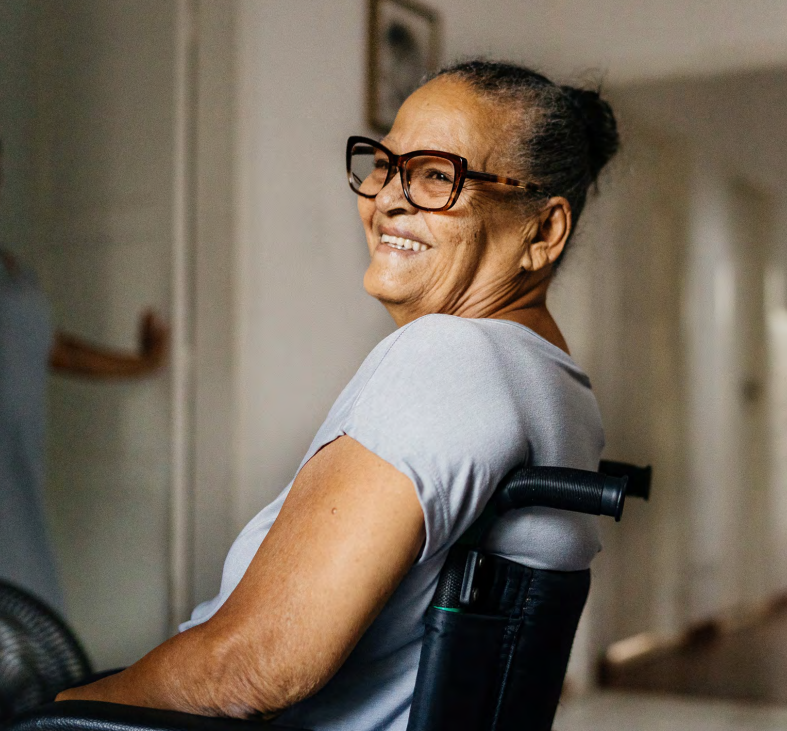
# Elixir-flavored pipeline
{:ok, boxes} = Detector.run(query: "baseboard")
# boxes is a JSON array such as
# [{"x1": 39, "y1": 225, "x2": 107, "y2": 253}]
[{"x1": 598, "y1": 590, "x2": 787, "y2": 685}]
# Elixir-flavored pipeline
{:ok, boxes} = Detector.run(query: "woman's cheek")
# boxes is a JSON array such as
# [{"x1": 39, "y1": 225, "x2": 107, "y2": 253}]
[{"x1": 357, "y1": 200, "x2": 376, "y2": 251}]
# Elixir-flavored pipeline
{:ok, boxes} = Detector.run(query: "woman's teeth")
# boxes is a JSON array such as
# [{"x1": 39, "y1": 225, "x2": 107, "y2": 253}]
[{"x1": 380, "y1": 233, "x2": 430, "y2": 252}]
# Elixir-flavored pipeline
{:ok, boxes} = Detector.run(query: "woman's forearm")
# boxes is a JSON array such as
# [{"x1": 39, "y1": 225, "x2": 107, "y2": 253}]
[
  {"x1": 56, "y1": 626, "x2": 205, "y2": 712},
  {"x1": 56, "y1": 617, "x2": 318, "y2": 717},
  {"x1": 57, "y1": 624, "x2": 263, "y2": 717}
]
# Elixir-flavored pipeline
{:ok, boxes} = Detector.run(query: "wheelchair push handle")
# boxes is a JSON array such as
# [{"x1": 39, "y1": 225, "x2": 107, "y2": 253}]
[
  {"x1": 495, "y1": 466, "x2": 627, "y2": 522},
  {"x1": 599, "y1": 459, "x2": 652, "y2": 500}
]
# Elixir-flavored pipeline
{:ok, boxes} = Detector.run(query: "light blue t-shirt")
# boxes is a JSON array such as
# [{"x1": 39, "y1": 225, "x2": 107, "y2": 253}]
[
  {"x1": 0, "y1": 255, "x2": 64, "y2": 614},
  {"x1": 181, "y1": 314, "x2": 604, "y2": 730}
]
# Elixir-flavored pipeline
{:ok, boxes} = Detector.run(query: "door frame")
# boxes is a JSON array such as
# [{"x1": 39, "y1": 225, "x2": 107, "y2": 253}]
[{"x1": 169, "y1": 0, "x2": 237, "y2": 631}]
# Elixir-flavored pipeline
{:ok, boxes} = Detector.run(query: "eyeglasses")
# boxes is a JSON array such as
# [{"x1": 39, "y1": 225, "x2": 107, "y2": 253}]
[{"x1": 346, "y1": 135, "x2": 547, "y2": 212}]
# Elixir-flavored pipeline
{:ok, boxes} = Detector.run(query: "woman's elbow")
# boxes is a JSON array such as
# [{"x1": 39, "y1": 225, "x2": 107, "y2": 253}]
[{"x1": 199, "y1": 621, "x2": 330, "y2": 718}]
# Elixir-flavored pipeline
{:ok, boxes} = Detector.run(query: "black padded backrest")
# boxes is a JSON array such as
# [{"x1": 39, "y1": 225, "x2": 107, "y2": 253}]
[
  {"x1": 406, "y1": 463, "x2": 638, "y2": 731},
  {"x1": 407, "y1": 550, "x2": 589, "y2": 731}
]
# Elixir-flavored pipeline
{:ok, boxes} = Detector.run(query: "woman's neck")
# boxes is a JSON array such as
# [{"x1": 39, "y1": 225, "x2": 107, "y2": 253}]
[
  {"x1": 384, "y1": 268, "x2": 569, "y2": 354},
  {"x1": 485, "y1": 268, "x2": 569, "y2": 354},
  {"x1": 488, "y1": 304, "x2": 569, "y2": 355}
]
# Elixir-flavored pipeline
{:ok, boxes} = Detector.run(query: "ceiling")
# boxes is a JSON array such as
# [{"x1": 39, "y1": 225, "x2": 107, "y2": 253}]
[{"x1": 428, "y1": 0, "x2": 787, "y2": 84}]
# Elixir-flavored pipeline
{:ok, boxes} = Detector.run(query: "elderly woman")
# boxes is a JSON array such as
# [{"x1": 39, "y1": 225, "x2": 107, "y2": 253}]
[{"x1": 58, "y1": 61, "x2": 619, "y2": 729}]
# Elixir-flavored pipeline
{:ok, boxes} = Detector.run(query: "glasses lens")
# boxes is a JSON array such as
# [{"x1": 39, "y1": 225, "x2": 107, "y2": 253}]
[
  {"x1": 405, "y1": 155, "x2": 456, "y2": 209},
  {"x1": 349, "y1": 143, "x2": 389, "y2": 197}
]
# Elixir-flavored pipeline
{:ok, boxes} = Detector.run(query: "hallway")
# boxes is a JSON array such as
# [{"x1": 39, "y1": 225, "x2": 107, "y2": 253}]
[
  {"x1": 601, "y1": 602, "x2": 787, "y2": 704},
  {"x1": 556, "y1": 691, "x2": 787, "y2": 731}
]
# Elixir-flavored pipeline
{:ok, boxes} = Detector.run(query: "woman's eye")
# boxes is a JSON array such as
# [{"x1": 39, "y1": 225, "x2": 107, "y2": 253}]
[
  {"x1": 426, "y1": 170, "x2": 451, "y2": 183},
  {"x1": 374, "y1": 159, "x2": 389, "y2": 170}
]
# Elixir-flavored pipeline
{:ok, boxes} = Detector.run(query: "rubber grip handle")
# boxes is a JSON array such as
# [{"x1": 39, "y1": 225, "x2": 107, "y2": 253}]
[
  {"x1": 599, "y1": 460, "x2": 652, "y2": 501},
  {"x1": 494, "y1": 466, "x2": 627, "y2": 521}
]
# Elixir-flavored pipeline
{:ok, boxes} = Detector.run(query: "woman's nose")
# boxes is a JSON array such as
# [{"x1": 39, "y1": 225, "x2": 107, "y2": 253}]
[{"x1": 375, "y1": 166, "x2": 415, "y2": 214}]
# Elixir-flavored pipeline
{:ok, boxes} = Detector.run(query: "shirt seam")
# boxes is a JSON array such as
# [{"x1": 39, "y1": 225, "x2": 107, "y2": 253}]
[
  {"x1": 346, "y1": 316, "x2": 453, "y2": 557},
  {"x1": 475, "y1": 318, "x2": 593, "y2": 389},
  {"x1": 473, "y1": 318, "x2": 576, "y2": 363},
  {"x1": 342, "y1": 413, "x2": 450, "y2": 561},
  {"x1": 348, "y1": 320, "x2": 421, "y2": 412},
  {"x1": 418, "y1": 457, "x2": 450, "y2": 559}
]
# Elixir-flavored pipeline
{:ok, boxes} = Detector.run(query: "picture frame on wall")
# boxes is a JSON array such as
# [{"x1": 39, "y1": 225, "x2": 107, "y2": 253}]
[{"x1": 367, "y1": 0, "x2": 441, "y2": 134}]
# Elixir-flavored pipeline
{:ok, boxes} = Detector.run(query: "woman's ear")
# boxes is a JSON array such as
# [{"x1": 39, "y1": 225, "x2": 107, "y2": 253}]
[{"x1": 520, "y1": 198, "x2": 572, "y2": 272}]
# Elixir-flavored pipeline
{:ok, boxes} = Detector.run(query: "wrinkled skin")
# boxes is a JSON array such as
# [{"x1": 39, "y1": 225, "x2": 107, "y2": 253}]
[{"x1": 359, "y1": 75, "x2": 572, "y2": 352}]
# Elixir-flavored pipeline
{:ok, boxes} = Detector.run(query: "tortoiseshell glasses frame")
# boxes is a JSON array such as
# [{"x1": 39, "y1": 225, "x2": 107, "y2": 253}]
[{"x1": 346, "y1": 135, "x2": 548, "y2": 212}]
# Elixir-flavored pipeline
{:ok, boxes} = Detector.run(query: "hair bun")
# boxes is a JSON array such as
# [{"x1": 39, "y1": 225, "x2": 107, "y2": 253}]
[{"x1": 561, "y1": 86, "x2": 619, "y2": 181}]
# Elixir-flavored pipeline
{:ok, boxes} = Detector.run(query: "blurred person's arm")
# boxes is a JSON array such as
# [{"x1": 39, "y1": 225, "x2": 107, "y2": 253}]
[
  {"x1": 50, "y1": 310, "x2": 168, "y2": 377},
  {"x1": 1, "y1": 249, "x2": 19, "y2": 275},
  {"x1": 56, "y1": 436, "x2": 426, "y2": 717}
]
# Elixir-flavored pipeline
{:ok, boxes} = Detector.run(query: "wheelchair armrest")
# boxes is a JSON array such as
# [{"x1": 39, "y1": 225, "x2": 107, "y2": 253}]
[{"x1": 4, "y1": 702, "x2": 307, "y2": 731}]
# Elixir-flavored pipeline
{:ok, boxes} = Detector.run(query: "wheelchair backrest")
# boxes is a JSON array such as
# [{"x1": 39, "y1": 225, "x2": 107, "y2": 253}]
[{"x1": 406, "y1": 462, "x2": 649, "y2": 731}]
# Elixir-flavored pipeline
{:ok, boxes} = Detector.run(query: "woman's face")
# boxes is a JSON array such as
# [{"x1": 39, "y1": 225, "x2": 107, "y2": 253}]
[{"x1": 358, "y1": 77, "x2": 542, "y2": 325}]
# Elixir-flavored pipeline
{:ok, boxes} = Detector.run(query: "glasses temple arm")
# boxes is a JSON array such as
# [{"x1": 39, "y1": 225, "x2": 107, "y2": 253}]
[{"x1": 465, "y1": 170, "x2": 546, "y2": 195}]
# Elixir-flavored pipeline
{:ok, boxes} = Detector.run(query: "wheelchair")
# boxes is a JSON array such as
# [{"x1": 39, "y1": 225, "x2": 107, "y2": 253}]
[{"x1": 1, "y1": 461, "x2": 650, "y2": 731}]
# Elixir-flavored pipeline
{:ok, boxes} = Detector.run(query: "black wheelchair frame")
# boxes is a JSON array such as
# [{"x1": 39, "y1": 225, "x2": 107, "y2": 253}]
[{"x1": 3, "y1": 461, "x2": 650, "y2": 731}]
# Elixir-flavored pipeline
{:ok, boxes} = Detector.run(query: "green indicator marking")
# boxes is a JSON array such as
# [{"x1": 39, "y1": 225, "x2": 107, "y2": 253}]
[{"x1": 432, "y1": 606, "x2": 463, "y2": 613}]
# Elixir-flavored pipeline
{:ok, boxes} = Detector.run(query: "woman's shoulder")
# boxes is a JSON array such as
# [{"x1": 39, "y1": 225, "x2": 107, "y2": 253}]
[
  {"x1": 357, "y1": 315, "x2": 482, "y2": 373},
  {"x1": 350, "y1": 315, "x2": 590, "y2": 416},
  {"x1": 384, "y1": 313, "x2": 513, "y2": 355},
  {"x1": 398, "y1": 313, "x2": 497, "y2": 341},
  {"x1": 379, "y1": 314, "x2": 580, "y2": 375},
  {"x1": 363, "y1": 314, "x2": 499, "y2": 378}
]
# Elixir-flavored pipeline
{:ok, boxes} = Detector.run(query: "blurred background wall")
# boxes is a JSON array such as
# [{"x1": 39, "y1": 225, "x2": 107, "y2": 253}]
[
  {"x1": 0, "y1": 0, "x2": 36, "y2": 257},
  {"x1": 2, "y1": 0, "x2": 786, "y2": 693},
  {"x1": 2, "y1": 0, "x2": 178, "y2": 665}
]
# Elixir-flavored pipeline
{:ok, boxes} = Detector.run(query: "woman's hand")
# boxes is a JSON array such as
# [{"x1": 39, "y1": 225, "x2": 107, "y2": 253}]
[
  {"x1": 55, "y1": 686, "x2": 101, "y2": 702},
  {"x1": 54, "y1": 437, "x2": 426, "y2": 717}
]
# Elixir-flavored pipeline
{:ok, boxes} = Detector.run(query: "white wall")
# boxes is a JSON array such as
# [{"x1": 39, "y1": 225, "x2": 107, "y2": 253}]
[
  {"x1": 233, "y1": 0, "x2": 393, "y2": 529},
  {"x1": 4, "y1": 0, "x2": 237, "y2": 663},
  {"x1": 614, "y1": 72, "x2": 787, "y2": 606},
  {"x1": 190, "y1": 0, "x2": 239, "y2": 609},
  {"x1": 33, "y1": 0, "x2": 178, "y2": 668}
]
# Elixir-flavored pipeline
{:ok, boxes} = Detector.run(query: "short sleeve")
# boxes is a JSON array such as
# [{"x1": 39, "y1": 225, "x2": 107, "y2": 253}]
[{"x1": 342, "y1": 315, "x2": 528, "y2": 562}]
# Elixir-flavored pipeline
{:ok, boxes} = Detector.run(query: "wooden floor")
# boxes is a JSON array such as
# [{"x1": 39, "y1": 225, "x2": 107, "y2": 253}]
[
  {"x1": 556, "y1": 691, "x2": 787, "y2": 731},
  {"x1": 601, "y1": 604, "x2": 787, "y2": 704}
]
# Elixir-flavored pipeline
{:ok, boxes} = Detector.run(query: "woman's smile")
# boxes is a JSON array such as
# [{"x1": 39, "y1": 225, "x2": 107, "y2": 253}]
[
  {"x1": 379, "y1": 233, "x2": 432, "y2": 253},
  {"x1": 377, "y1": 226, "x2": 433, "y2": 256}
]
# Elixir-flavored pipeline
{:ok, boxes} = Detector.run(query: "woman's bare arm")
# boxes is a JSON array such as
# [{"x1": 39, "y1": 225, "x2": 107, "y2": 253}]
[
  {"x1": 50, "y1": 310, "x2": 168, "y2": 377},
  {"x1": 56, "y1": 435, "x2": 426, "y2": 716}
]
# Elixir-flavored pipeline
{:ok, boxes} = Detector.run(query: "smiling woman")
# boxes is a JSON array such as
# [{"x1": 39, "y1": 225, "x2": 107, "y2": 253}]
[{"x1": 57, "y1": 60, "x2": 619, "y2": 731}]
